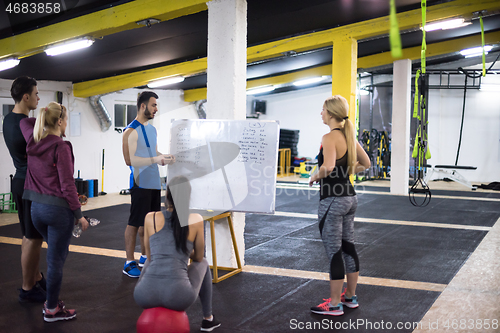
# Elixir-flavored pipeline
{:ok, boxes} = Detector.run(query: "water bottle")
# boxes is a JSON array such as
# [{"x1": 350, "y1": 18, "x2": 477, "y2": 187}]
[{"x1": 73, "y1": 216, "x2": 101, "y2": 238}]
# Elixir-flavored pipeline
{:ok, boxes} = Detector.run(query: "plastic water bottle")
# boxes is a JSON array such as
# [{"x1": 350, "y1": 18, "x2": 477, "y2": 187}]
[{"x1": 72, "y1": 216, "x2": 101, "y2": 238}]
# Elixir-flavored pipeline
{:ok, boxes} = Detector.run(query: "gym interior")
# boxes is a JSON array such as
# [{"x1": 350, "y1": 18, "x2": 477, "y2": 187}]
[{"x1": 1, "y1": 1, "x2": 500, "y2": 332}]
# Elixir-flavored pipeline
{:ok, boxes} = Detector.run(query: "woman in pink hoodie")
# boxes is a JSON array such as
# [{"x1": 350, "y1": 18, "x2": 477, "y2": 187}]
[{"x1": 21, "y1": 102, "x2": 88, "y2": 322}]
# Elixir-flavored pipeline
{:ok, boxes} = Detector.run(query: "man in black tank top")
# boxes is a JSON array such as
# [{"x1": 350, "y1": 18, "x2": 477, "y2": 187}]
[{"x1": 3, "y1": 77, "x2": 46, "y2": 303}]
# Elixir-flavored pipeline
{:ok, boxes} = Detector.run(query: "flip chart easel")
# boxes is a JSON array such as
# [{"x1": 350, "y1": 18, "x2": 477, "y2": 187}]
[{"x1": 205, "y1": 212, "x2": 242, "y2": 283}]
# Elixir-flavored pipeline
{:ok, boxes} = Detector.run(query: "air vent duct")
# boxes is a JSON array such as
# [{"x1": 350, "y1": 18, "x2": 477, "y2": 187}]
[{"x1": 89, "y1": 95, "x2": 112, "y2": 132}]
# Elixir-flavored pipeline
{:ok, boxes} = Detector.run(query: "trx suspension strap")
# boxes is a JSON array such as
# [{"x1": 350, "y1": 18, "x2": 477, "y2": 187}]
[
  {"x1": 389, "y1": 0, "x2": 402, "y2": 58},
  {"x1": 480, "y1": 14, "x2": 486, "y2": 77},
  {"x1": 409, "y1": 0, "x2": 431, "y2": 207}
]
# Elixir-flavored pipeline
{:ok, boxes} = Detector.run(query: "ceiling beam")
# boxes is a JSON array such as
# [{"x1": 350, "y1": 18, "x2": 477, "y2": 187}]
[
  {"x1": 246, "y1": 0, "x2": 500, "y2": 62},
  {"x1": 73, "y1": 0, "x2": 500, "y2": 97},
  {"x1": 74, "y1": 58, "x2": 207, "y2": 98},
  {"x1": 358, "y1": 30, "x2": 500, "y2": 69},
  {"x1": 0, "y1": 0, "x2": 210, "y2": 60},
  {"x1": 183, "y1": 30, "x2": 500, "y2": 102}
]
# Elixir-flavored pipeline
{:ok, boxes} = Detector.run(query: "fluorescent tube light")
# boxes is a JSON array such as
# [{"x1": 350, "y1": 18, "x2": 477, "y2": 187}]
[
  {"x1": 480, "y1": 83, "x2": 500, "y2": 91},
  {"x1": 423, "y1": 18, "x2": 470, "y2": 32},
  {"x1": 460, "y1": 45, "x2": 493, "y2": 58},
  {"x1": 246, "y1": 86, "x2": 275, "y2": 95},
  {"x1": 147, "y1": 76, "x2": 185, "y2": 88},
  {"x1": 0, "y1": 58, "x2": 20, "y2": 71},
  {"x1": 359, "y1": 89, "x2": 370, "y2": 96},
  {"x1": 292, "y1": 76, "x2": 325, "y2": 86},
  {"x1": 45, "y1": 38, "x2": 94, "y2": 56}
]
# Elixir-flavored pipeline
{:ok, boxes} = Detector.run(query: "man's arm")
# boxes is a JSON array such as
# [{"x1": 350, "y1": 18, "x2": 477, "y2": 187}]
[{"x1": 122, "y1": 128, "x2": 163, "y2": 167}]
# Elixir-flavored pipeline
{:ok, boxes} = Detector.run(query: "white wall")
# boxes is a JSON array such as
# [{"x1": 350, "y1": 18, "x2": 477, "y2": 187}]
[
  {"x1": 0, "y1": 78, "x2": 198, "y2": 194},
  {"x1": 246, "y1": 76, "x2": 500, "y2": 183},
  {"x1": 427, "y1": 74, "x2": 500, "y2": 183},
  {"x1": 248, "y1": 84, "x2": 332, "y2": 160}
]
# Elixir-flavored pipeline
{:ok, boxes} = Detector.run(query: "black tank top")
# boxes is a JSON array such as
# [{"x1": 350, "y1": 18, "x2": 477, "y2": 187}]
[{"x1": 317, "y1": 137, "x2": 356, "y2": 200}]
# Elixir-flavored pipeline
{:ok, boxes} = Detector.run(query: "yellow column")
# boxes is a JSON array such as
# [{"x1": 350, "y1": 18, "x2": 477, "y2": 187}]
[{"x1": 331, "y1": 37, "x2": 358, "y2": 119}]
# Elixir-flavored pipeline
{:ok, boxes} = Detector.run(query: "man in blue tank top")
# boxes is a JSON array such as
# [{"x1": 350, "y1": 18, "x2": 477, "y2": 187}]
[{"x1": 121, "y1": 91, "x2": 175, "y2": 277}]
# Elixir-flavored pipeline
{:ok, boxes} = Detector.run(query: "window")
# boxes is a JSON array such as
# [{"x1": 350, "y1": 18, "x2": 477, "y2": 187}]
[{"x1": 114, "y1": 104, "x2": 137, "y2": 127}]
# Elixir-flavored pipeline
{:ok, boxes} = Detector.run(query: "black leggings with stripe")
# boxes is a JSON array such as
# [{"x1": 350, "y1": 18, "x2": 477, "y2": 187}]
[{"x1": 318, "y1": 196, "x2": 359, "y2": 280}]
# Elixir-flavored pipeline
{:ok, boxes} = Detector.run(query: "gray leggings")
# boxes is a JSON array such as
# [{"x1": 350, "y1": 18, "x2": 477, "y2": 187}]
[
  {"x1": 318, "y1": 196, "x2": 359, "y2": 280},
  {"x1": 133, "y1": 258, "x2": 213, "y2": 317}
]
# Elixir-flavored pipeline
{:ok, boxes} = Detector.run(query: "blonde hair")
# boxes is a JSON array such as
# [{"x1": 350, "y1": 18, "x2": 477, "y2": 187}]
[
  {"x1": 323, "y1": 95, "x2": 356, "y2": 174},
  {"x1": 33, "y1": 102, "x2": 67, "y2": 143}
]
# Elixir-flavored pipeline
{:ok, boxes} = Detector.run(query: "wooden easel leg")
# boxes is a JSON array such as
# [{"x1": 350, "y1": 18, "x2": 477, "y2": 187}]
[
  {"x1": 209, "y1": 218, "x2": 218, "y2": 283},
  {"x1": 227, "y1": 214, "x2": 242, "y2": 270}
]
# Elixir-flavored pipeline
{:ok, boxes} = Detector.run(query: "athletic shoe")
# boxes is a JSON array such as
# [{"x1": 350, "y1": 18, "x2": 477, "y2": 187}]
[
  {"x1": 43, "y1": 302, "x2": 76, "y2": 322},
  {"x1": 310, "y1": 298, "x2": 344, "y2": 316},
  {"x1": 138, "y1": 255, "x2": 147, "y2": 268},
  {"x1": 43, "y1": 300, "x2": 66, "y2": 314},
  {"x1": 201, "y1": 316, "x2": 221, "y2": 331},
  {"x1": 123, "y1": 261, "x2": 141, "y2": 278},
  {"x1": 18, "y1": 284, "x2": 46, "y2": 303},
  {"x1": 37, "y1": 272, "x2": 47, "y2": 291},
  {"x1": 341, "y1": 288, "x2": 359, "y2": 308}
]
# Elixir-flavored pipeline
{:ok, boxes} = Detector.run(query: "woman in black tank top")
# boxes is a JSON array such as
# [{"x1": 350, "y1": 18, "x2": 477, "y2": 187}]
[{"x1": 309, "y1": 96, "x2": 370, "y2": 317}]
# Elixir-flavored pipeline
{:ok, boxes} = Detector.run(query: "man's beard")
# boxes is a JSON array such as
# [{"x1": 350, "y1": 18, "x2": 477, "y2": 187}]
[{"x1": 144, "y1": 105, "x2": 154, "y2": 119}]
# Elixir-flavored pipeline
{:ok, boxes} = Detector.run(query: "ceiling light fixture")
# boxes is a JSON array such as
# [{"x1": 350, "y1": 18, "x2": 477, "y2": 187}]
[
  {"x1": 292, "y1": 76, "x2": 326, "y2": 87},
  {"x1": 423, "y1": 18, "x2": 471, "y2": 32},
  {"x1": 0, "y1": 58, "x2": 20, "y2": 71},
  {"x1": 246, "y1": 85, "x2": 275, "y2": 95},
  {"x1": 459, "y1": 45, "x2": 493, "y2": 58},
  {"x1": 45, "y1": 37, "x2": 94, "y2": 56},
  {"x1": 480, "y1": 83, "x2": 500, "y2": 91},
  {"x1": 147, "y1": 76, "x2": 185, "y2": 88}
]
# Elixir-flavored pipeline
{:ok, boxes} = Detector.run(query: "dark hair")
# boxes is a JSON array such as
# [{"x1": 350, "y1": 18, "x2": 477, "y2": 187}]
[
  {"x1": 137, "y1": 91, "x2": 158, "y2": 111},
  {"x1": 11, "y1": 76, "x2": 37, "y2": 103},
  {"x1": 166, "y1": 176, "x2": 191, "y2": 254}
]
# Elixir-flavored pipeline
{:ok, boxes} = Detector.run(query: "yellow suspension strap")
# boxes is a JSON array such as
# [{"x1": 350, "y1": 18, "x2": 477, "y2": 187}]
[
  {"x1": 409, "y1": 0, "x2": 431, "y2": 207},
  {"x1": 389, "y1": 0, "x2": 402, "y2": 58},
  {"x1": 480, "y1": 14, "x2": 486, "y2": 77}
]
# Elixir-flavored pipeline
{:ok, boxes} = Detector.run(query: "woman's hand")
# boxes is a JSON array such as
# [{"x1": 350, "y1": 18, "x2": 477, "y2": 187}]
[
  {"x1": 78, "y1": 216, "x2": 89, "y2": 231},
  {"x1": 309, "y1": 175, "x2": 317, "y2": 187}
]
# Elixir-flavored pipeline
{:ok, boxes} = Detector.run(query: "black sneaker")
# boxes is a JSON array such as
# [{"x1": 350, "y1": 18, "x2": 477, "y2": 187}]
[
  {"x1": 43, "y1": 302, "x2": 76, "y2": 322},
  {"x1": 18, "y1": 285, "x2": 46, "y2": 303},
  {"x1": 201, "y1": 316, "x2": 221, "y2": 331},
  {"x1": 36, "y1": 272, "x2": 47, "y2": 291}
]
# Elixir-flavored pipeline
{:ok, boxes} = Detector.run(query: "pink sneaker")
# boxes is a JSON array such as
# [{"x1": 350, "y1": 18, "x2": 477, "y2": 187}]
[
  {"x1": 43, "y1": 301, "x2": 76, "y2": 322},
  {"x1": 310, "y1": 298, "x2": 344, "y2": 316}
]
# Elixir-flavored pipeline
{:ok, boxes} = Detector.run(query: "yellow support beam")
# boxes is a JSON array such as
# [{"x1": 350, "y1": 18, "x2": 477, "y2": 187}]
[
  {"x1": 0, "y1": 0, "x2": 210, "y2": 60},
  {"x1": 184, "y1": 64, "x2": 332, "y2": 102},
  {"x1": 331, "y1": 37, "x2": 358, "y2": 120},
  {"x1": 74, "y1": 58, "x2": 208, "y2": 98},
  {"x1": 184, "y1": 30, "x2": 500, "y2": 102},
  {"x1": 246, "y1": 0, "x2": 500, "y2": 63},
  {"x1": 75, "y1": 0, "x2": 500, "y2": 97},
  {"x1": 358, "y1": 30, "x2": 500, "y2": 70}
]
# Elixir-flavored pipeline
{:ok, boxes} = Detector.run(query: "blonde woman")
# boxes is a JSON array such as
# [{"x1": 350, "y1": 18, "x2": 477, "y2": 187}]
[
  {"x1": 20, "y1": 102, "x2": 88, "y2": 322},
  {"x1": 309, "y1": 95, "x2": 370, "y2": 316}
]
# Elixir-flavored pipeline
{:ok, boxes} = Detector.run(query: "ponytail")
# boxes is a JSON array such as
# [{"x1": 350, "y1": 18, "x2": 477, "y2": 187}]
[
  {"x1": 324, "y1": 95, "x2": 357, "y2": 174},
  {"x1": 33, "y1": 102, "x2": 66, "y2": 143},
  {"x1": 33, "y1": 108, "x2": 46, "y2": 143},
  {"x1": 343, "y1": 118, "x2": 357, "y2": 175},
  {"x1": 166, "y1": 176, "x2": 191, "y2": 254}
]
